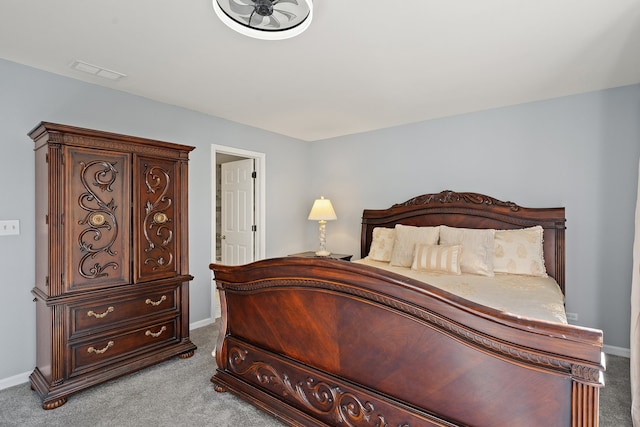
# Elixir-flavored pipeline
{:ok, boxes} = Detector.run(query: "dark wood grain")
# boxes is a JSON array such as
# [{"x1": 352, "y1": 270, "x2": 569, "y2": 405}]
[
  {"x1": 28, "y1": 122, "x2": 197, "y2": 409},
  {"x1": 210, "y1": 191, "x2": 603, "y2": 427}
]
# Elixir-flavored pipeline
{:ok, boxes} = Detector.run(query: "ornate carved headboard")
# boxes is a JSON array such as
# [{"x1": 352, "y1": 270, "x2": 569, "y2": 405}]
[{"x1": 361, "y1": 190, "x2": 566, "y2": 293}]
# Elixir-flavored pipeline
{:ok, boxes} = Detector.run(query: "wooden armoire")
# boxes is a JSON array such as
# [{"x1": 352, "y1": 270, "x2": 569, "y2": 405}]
[{"x1": 28, "y1": 122, "x2": 197, "y2": 409}]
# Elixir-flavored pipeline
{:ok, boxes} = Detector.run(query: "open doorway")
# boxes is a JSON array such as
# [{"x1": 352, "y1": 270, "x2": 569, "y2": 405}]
[{"x1": 211, "y1": 145, "x2": 266, "y2": 317}]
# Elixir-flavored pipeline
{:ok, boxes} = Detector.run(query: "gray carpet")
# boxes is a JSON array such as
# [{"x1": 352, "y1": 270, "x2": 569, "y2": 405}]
[{"x1": 0, "y1": 321, "x2": 632, "y2": 426}]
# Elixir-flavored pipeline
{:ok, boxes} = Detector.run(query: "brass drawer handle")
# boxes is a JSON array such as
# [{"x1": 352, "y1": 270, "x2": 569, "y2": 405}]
[
  {"x1": 87, "y1": 341, "x2": 114, "y2": 355},
  {"x1": 87, "y1": 306, "x2": 115, "y2": 319},
  {"x1": 145, "y1": 295, "x2": 167, "y2": 307},
  {"x1": 145, "y1": 326, "x2": 167, "y2": 338}
]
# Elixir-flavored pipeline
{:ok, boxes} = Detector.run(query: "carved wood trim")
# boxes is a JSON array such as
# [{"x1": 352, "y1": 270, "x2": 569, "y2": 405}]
[
  {"x1": 28, "y1": 122, "x2": 194, "y2": 159},
  {"x1": 52, "y1": 305, "x2": 66, "y2": 386},
  {"x1": 77, "y1": 159, "x2": 121, "y2": 279},
  {"x1": 223, "y1": 342, "x2": 454, "y2": 427},
  {"x1": 572, "y1": 381, "x2": 599, "y2": 427},
  {"x1": 62, "y1": 134, "x2": 185, "y2": 159},
  {"x1": 48, "y1": 145, "x2": 65, "y2": 296},
  {"x1": 393, "y1": 190, "x2": 520, "y2": 211},
  {"x1": 229, "y1": 346, "x2": 390, "y2": 427},
  {"x1": 572, "y1": 364, "x2": 603, "y2": 384},
  {"x1": 142, "y1": 163, "x2": 174, "y2": 271},
  {"x1": 219, "y1": 278, "x2": 601, "y2": 383}
]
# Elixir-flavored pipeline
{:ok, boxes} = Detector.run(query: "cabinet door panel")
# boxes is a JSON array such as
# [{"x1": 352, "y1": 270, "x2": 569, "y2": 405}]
[
  {"x1": 65, "y1": 147, "x2": 131, "y2": 292},
  {"x1": 135, "y1": 156, "x2": 180, "y2": 282}
]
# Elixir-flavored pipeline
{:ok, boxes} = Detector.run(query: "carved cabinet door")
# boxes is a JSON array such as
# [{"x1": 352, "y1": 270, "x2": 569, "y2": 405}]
[
  {"x1": 134, "y1": 155, "x2": 181, "y2": 283},
  {"x1": 64, "y1": 146, "x2": 132, "y2": 292}
]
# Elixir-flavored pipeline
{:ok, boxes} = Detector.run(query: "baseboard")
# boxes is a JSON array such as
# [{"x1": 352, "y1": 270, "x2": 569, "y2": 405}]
[
  {"x1": 604, "y1": 344, "x2": 630, "y2": 358},
  {"x1": 0, "y1": 371, "x2": 30, "y2": 391},
  {"x1": 190, "y1": 317, "x2": 215, "y2": 330},
  {"x1": 0, "y1": 317, "x2": 218, "y2": 391}
]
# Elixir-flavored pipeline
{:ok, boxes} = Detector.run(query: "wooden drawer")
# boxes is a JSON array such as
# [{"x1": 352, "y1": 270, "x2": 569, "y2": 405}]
[
  {"x1": 69, "y1": 317, "x2": 179, "y2": 377},
  {"x1": 69, "y1": 287, "x2": 178, "y2": 338}
]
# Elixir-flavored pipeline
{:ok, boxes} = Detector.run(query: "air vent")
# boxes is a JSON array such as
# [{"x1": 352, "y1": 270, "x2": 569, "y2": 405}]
[{"x1": 69, "y1": 60, "x2": 126, "y2": 81}]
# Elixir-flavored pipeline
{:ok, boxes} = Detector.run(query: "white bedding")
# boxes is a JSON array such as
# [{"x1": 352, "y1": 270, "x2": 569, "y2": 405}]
[{"x1": 355, "y1": 257, "x2": 567, "y2": 324}]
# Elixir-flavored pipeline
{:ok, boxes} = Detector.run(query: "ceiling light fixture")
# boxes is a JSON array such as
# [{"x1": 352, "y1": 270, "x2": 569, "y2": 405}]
[{"x1": 212, "y1": 0, "x2": 313, "y2": 41}]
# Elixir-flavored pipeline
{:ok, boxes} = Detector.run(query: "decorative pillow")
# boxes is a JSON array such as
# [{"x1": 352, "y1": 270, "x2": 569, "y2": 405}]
[
  {"x1": 389, "y1": 225, "x2": 440, "y2": 268},
  {"x1": 493, "y1": 226, "x2": 547, "y2": 277},
  {"x1": 439, "y1": 226, "x2": 495, "y2": 276},
  {"x1": 367, "y1": 227, "x2": 396, "y2": 262},
  {"x1": 411, "y1": 244, "x2": 462, "y2": 274}
]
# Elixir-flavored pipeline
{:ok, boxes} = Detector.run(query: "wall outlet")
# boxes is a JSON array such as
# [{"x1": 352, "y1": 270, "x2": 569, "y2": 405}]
[
  {"x1": 566, "y1": 312, "x2": 578, "y2": 322},
  {"x1": 0, "y1": 220, "x2": 20, "y2": 236}
]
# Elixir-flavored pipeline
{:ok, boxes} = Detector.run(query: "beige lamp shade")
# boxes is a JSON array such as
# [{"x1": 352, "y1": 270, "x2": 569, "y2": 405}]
[{"x1": 308, "y1": 197, "x2": 337, "y2": 221}]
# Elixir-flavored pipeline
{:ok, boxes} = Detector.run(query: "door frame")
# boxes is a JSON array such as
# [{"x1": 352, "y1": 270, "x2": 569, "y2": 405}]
[{"x1": 211, "y1": 144, "x2": 266, "y2": 318}]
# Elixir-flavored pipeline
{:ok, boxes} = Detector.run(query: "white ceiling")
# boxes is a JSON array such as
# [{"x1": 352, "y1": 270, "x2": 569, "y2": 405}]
[{"x1": 1, "y1": 1, "x2": 639, "y2": 141}]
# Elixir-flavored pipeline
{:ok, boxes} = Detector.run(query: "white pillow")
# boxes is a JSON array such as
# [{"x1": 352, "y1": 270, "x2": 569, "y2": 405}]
[
  {"x1": 411, "y1": 244, "x2": 462, "y2": 274},
  {"x1": 389, "y1": 225, "x2": 440, "y2": 267},
  {"x1": 367, "y1": 227, "x2": 396, "y2": 262},
  {"x1": 439, "y1": 225, "x2": 495, "y2": 276},
  {"x1": 494, "y1": 226, "x2": 548, "y2": 277}
]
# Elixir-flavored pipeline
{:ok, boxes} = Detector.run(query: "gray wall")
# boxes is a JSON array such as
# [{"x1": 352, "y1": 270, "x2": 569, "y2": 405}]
[
  {"x1": 311, "y1": 85, "x2": 640, "y2": 351},
  {"x1": 1, "y1": 56, "x2": 638, "y2": 383},
  {"x1": 0, "y1": 59, "x2": 311, "y2": 380}
]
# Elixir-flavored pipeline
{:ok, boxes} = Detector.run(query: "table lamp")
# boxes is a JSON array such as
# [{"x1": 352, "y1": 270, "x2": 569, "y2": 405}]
[{"x1": 308, "y1": 196, "x2": 337, "y2": 256}]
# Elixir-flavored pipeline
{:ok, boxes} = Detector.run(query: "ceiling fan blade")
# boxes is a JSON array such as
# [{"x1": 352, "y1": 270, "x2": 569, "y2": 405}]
[
  {"x1": 246, "y1": 13, "x2": 267, "y2": 27},
  {"x1": 265, "y1": 15, "x2": 280, "y2": 28},
  {"x1": 227, "y1": 0, "x2": 255, "y2": 15},
  {"x1": 274, "y1": 9, "x2": 297, "y2": 22}
]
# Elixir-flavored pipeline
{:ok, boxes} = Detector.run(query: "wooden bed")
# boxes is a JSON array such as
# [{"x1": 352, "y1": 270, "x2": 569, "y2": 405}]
[{"x1": 209, "y1": 190, "x2": 604, "y2": 427}]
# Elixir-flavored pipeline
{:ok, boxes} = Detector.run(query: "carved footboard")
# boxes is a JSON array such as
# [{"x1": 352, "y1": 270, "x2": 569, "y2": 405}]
[{"x1": 210, "y1": 257, "x2": 604, "y2": 427}]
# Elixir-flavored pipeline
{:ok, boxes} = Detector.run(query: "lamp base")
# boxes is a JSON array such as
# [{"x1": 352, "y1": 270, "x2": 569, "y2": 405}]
[{"x1": 315, "y1": 250, "x2": 331, "y2": 256}]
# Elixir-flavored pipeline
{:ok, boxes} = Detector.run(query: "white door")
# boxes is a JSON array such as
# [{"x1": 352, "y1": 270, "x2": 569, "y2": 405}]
[{"x1": 221, "y1": 159, "x2": 255, "y2": 265}]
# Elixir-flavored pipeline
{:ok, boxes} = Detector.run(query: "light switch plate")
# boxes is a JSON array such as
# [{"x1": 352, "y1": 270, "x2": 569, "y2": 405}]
[{"x1": 0, "y1": 220, "x2": 20, "y2": 236}]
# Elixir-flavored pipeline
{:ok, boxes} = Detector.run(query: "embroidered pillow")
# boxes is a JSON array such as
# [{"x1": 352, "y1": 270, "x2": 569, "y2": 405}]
[
  {"x1": 411, "y1": 244, "x2": 462, "y2": 274},
  {"x1": 494, "y1": 226, "x2": 548, "y2": 277},
  {"x1": 367, "y1": 227, "x2": 396, "y2": 262},
  {"x1": 439, "y1": 226, "x2": 495, "y2": 276},
  {"x1": 389, "y1": 225, "x2": 440, "y2": 267}
]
